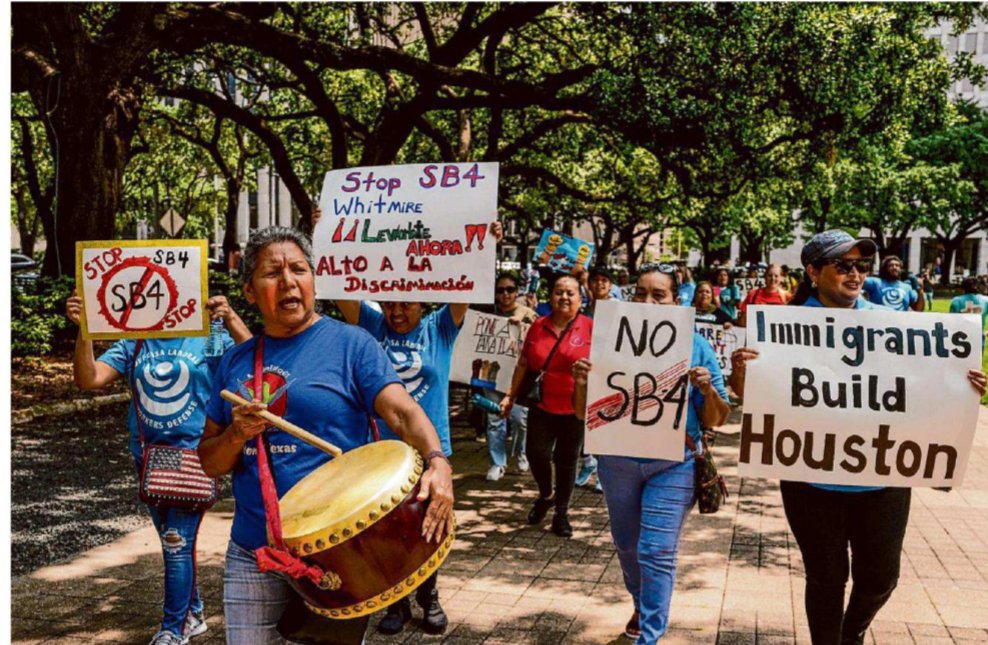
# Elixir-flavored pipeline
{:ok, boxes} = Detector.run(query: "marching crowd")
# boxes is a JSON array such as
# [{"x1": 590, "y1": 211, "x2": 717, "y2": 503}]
[{"x1": 64, "y1": 222, "x2": 988, "y2": 645}]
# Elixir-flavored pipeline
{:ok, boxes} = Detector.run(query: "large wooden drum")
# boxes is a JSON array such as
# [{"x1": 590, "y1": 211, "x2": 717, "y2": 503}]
[{"x1": 277, "y1": 440, "x2": 455, "y2": 619}]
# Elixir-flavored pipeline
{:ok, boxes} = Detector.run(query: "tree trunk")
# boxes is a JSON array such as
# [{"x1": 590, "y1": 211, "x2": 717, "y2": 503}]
[
  {"x1": 939, "y1": 238, "x2": 961, "y2": 287},
  {"x1": 222, "y1": 177, "x2": 242, "y2": 270},
  {"x1": 40, "y1": 85, "x2": 141, "y2": 277}
]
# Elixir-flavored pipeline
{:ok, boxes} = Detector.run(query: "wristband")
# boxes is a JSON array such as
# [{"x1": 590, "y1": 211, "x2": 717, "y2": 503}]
[{"x1": 424, "y1": 450, "x2": 451, "y2": 468}]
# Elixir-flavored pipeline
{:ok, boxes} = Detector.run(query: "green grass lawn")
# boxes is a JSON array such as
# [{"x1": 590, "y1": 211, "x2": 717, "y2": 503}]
[{"x1": 928, "y1": 297, "x2": 988, "y2": 405}]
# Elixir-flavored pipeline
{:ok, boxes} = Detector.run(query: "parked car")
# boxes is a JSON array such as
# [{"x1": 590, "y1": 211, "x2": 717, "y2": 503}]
[{"x1": 11, "y1": 253, "x2": 37, "y2": 272}]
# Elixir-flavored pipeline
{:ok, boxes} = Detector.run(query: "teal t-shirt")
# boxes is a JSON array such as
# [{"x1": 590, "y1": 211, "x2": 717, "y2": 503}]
[
  {"x1": 358, "y1": 303, "x2": 461, "y2": 456},
  {"x1": 949, "y1": 293, "x2": 988, "y2": 335}
]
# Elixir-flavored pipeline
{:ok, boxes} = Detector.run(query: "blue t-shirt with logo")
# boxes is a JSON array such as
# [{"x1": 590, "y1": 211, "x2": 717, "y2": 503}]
[
  {"x1": 99, "y1": 335, "x2": 234, "y2": 462},
  {"x1": 358, "y1": 303, "x2": 460, "y2": 456},
  {"x1": 862, "y1": 277, "x2": 917, "y2": 311},
  {"x1": 205, "y1": 316, "x2": 401, "y2": 550},
  {"x1": 801, "y1": 294, "x2": 884, "y2": 493}
]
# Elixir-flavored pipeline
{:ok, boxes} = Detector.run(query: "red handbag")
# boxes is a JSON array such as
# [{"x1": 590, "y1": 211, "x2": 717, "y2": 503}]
[{"x1": 131, "y1": 339, "x2": 218, "y2": 512}]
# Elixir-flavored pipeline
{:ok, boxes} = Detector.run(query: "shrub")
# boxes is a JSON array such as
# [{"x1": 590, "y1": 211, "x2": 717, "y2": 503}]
[{"x1": 11, "y1": 276, "x2": 76, "y2": 357}]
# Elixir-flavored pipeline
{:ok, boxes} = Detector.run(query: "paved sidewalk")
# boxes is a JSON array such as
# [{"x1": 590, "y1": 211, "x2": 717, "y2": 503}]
[{"x1": 12, "y1": 407, "x2": 988, "y2": 644}]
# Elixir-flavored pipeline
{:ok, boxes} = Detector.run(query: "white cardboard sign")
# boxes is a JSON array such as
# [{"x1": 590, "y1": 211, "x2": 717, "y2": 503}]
[
  {"x1": 76, "y1": 240, "x2": 209, "y2": 340},
  {"x1": 449, "y1": 309, "x2": 530, "y2": 393},
  {"x1": 739, "y1": 305, "x2": 983, "y2": 487},
  {"x1": 695, "y1": 322, "x2": 746, "y2": 377},
  {"x1": 585, "y1": 300, "x2": 695, "y2": 461},
  {"x1": 314, "y1": 163, "x2": 498, "y2": 303}
]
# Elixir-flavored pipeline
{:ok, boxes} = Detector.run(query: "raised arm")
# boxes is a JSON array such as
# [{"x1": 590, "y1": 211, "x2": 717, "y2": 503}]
[
  {"x1": 571, "y1": 358, "x2": 592, "y2": 421},
  {"x1": 207, "y1": 295, "x2": 252, "y2": 344},
  {"x1": 335, "y1": 300, "x2": 362, "y2": 325},
  {"x1": 66, "y1": 292, "x2": 122, "y2": 390}
]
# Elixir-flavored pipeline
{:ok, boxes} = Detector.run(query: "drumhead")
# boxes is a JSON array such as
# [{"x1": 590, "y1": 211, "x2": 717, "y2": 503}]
[{"x1": 279, "y1": 440, "x2": 422, "y2": 552}]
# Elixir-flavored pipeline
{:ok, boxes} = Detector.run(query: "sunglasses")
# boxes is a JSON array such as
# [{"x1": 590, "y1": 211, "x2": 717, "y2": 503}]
[
  {"x1": 639, "y1": 263, "x2": 677, "y2": 275},
  {"x1": 818, "y1": 258, "x2": 874, "y2": 275},
  {"x1": 495, "y1": 286, "x2": 518, "y2": 295}
]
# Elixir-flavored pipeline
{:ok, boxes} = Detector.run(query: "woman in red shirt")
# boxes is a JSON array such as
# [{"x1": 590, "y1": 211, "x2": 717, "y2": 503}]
[
  {"x1": 501, "y1": 274, "x2": 593, "y2": 538},
  {"x1": 737, "y1": 263, "x2": 789, "y2": 326}
]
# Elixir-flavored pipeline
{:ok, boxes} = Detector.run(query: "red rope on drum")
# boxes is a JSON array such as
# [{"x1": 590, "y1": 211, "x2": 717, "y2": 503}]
[{"x1": 252, "y1": 336, "x2": 325, "y2": 585}]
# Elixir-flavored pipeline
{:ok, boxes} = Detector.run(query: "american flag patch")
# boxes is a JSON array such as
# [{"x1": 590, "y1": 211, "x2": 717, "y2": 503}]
[{"x1": 142, "y1": 446, "x2": 216, "y2": 505}]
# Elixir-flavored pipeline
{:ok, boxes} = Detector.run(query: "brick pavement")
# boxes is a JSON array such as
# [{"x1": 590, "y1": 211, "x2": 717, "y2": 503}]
[{"x1": 12, "y1": 404, "x2": 988, "y2": 644}]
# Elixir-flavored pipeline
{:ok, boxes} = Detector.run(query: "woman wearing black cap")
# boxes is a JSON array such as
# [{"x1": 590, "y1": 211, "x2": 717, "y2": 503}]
[{"x1": 731, "y1": 230, "x2": 988, "y2": 645}]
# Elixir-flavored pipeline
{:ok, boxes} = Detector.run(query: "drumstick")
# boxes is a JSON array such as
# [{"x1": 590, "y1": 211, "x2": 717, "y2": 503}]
[{"x1": 220, "y1": 390, "x2": 342, "y2": 457}]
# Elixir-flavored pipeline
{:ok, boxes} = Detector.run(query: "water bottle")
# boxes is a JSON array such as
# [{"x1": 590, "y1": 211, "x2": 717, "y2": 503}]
[
  {"x1": 471, "y1": 393, "x2": 503, "y2": 414},
  {"x1": 205, "y1": 318, "x2": 225, "y2": 357}
]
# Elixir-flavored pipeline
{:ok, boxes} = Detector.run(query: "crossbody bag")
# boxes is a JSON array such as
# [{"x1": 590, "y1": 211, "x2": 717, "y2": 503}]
[{"x1": 133, "y1": 339, "x2": 219, "y2": 512}]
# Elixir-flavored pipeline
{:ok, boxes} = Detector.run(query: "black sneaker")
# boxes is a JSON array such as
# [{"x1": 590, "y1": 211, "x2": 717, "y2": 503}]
[
  {"x1": 377, "y1": 597, "x2": 412, "y2": 635},
  {"x1": 551, "y1": 512, "x2": 573, "y2": 538},
  {"x1": 415, "y1": 587, "x2": 449, "y2": 635},
  {"x1": 527, "y1": 497, "x2": 554, "y2": 525}
]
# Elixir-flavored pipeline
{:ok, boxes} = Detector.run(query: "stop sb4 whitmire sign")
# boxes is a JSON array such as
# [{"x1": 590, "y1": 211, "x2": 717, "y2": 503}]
[{"x1": 76, "y1": 240, "x2": 209, "y2": 340}]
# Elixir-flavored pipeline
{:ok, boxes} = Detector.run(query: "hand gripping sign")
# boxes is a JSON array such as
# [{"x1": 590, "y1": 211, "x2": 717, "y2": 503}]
[
  {"x1": 313, "y1": 162, "x2": 499, "y2": 303},
  {"x1": 739, "y1": 305, "x2": 982, "y2": 488},
  {"x1": 76, "y1": 240, "x2": 209, "y2": 340},
  {"x1": 584, "y1": 300, "x2": 695, "y2": 461}
]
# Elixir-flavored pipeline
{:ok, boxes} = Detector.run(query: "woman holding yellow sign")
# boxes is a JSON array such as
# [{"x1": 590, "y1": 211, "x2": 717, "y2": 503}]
[
  {"x1": 65, "y1": 290, "x2": 250, "y2": 645},
  {"x1": 730, "y1": 230, "x2": 987, "y2": 645}
]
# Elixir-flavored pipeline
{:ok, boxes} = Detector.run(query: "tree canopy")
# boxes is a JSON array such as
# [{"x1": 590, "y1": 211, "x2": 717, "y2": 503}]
[{"x1": 11, "y1": 2, "x2": 987, "y2": 277}]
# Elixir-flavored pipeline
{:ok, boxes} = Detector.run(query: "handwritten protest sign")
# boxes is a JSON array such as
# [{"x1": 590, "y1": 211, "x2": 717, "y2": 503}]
[
  {"x1": 695, "y1": 322, "x2": 746, "y2": 377},
  {"x1": 533, "y1": 229, "x2": 594, "y2": 274},
  {"x1": 734, "y1": 276, "x2": 765, "y2": 301},
  {"x1": 584, "y1": 301, "x2": 694, "y2": 460},
  {"x1": 450, "y1": 310, "x2": 530, "y2": 393},
  {"x1": 76, "y1": 240, "x2": 208, "y2": 340},
  {"x1": 314, "y1": 163, "x2": 498, "y2": 303},
  {"x1": 738, "y1": 305, "x2": 982, "y2": 487},
  {"x1": 619, "y1": 284, "x2": 637, "y2": 301}
]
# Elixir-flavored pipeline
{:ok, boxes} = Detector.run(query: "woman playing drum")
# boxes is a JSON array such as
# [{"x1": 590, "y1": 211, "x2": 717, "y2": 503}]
[{"x1": 199, "y1": 226, "x2": 454, "y2": 645}]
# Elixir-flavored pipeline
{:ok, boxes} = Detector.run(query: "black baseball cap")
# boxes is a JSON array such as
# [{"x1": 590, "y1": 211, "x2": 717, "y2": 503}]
[
  {"x1": 589, "y1": 266, "x2": 616, "y2": 282},
  {"x1": 801, "y1": 230, "x2": 877, "y2": 267}
]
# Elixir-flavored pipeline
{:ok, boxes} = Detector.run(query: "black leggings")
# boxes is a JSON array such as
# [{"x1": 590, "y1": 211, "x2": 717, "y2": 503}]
[
  {"x1": 526, "y1": 407, "x2": 584, "y2": 515},
  {"x1": 780, "y1": 482, "x2": 911, "y2": 645}
]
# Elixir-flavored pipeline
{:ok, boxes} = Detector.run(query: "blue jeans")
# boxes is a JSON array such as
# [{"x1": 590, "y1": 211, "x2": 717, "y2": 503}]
[
  {"x1": 597, "y1": 454, "x2": 696, "y2": 643},
  {"x1": 483, "y1": 390, "x2": 527, "y2": 467},
  {"x1": 146, "y1": 505, "x2": 205, "y2": 636}
]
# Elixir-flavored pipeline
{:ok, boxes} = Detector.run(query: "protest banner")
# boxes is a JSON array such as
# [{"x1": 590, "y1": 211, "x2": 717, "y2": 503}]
[
  {"x1": 449, "y1": 309, "x2": 530, "y2": 393},
  {"x1": 584, "y1": 300, "x2": 695, "y2": 460},
  {"x1": 734, "y1": 275, "x2": 765, "y2": 300},
  {"x1": 313, "y1": 162, "x2": 498, "y2": 303},
  {"x1": 738, "y1": 305, "x2": 982, "y2": 487},
  {"x1": 695, "y1": 322, "x2": 746, "y2": 377},
  {"x1": 533, "y1": 229, "x2": 594, "y2": 274},
  {"x1": 76, "y1": 240, "x2": 209, "y2": 340}
]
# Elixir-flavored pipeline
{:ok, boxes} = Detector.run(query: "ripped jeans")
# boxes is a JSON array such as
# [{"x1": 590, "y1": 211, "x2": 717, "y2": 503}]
[{"x1": 146, "y1": 504, "x2": 206, "y2": 636}]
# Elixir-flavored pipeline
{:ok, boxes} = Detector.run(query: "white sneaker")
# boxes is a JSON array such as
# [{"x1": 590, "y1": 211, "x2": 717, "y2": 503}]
[
  {"x1": 184, "y1": 611, "x2": 207, "y2": 641},
  {"x1": 486, "y1": 465, "x2": 506, "y2": 481},
  {"x1": 517, "y1": 454, "x2": 530, "y2": 472},
  {"x1": 149, "y1": 631, "x2": 184, "y2": 645}
]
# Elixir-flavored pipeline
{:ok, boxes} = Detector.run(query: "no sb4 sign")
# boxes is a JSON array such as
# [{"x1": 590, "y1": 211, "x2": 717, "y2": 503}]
[{"x1": 76, "y1": 240, "x2": 209, "y2": 340}]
